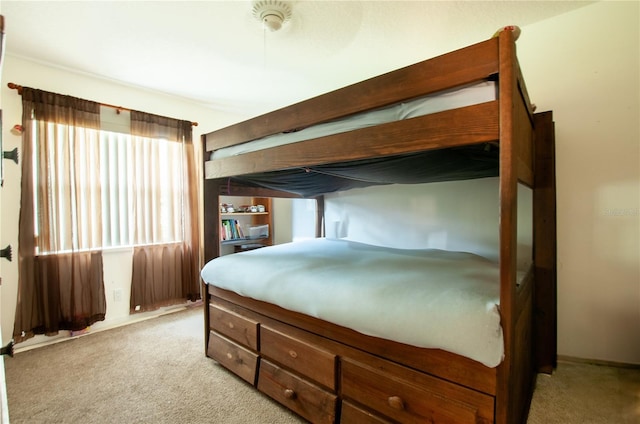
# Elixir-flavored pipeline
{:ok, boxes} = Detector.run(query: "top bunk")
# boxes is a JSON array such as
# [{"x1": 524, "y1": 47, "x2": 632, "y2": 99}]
[{"x1": 202, "y1": 29, "x2": 536, "y2": 198}]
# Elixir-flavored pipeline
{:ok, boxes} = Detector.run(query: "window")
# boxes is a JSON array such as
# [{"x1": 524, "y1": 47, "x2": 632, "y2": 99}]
[
  {"x1": 101, "y1": 130, "x2": 185, "y2": 248},
  {"x1": 30, "y1": 115, "x2": 187, "y2": 254},
  {"x1": 15, "y1": 87, "x2": 200, "y2": 342}
]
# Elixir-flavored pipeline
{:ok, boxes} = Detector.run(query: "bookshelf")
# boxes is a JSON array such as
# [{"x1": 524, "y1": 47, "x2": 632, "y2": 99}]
[{"x1": 219, "y1": 197, "x2": 273, "y2": 253}]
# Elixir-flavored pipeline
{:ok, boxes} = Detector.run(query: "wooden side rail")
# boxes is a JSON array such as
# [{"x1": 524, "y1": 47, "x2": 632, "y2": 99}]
[
  {"x1": 205, "y1": 37, "x2": 500, "y2": 153},
  {"x1": 205, "y1": 102, "x2": 499, "y2": 179}
]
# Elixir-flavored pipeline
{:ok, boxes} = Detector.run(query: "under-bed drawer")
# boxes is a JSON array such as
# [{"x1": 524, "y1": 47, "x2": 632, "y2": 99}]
[
  {"x1": 260, "y1": 325, "x2": 337, "y2": 390},
  {"x1": 341, "y1": 401, "x2": 392, "y2": 424},
  {"x1": 207, "y1": 331, "x2": 259, "y2": 386},
  {"x1": 258, "y1": 359, "x2": 337, "y2": 424},
  {"x1": 209, "y1": 303, "x2": 259, "y2": 350},
  {"x1": 341, "y1": 358, "x2": 494, "y2": 424}
]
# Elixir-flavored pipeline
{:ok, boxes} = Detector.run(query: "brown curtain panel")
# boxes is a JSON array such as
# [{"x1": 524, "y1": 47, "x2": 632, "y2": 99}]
[
  {"x1": 31, "y1": 252, "x2": 106, "y2": 334},
  {"x1": 129, "y1": 111, "x2": 200, "y2": 312},
  {"x1": 14, "y1": 88, "x2": 106, "y2": 343}
]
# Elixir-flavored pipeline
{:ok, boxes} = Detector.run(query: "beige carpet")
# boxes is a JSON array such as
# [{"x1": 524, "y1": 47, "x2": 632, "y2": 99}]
[
  {"x1": 4, "y1": 306, "x2": 639, "y2": 423},
  {"x1": 528, "y1": 359, "x2": 640, "y2": 424},
  {"x1": 5, "y1": 305, "x2": 303, "y2": 424}
]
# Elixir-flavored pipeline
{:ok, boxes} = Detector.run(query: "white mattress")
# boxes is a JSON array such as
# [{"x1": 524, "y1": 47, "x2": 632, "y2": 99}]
[
  {"x1": 210, "y1": 81, "x2": 497, "y2": 160},
  {"x1": 201, "y1": 238, "x2": 504, "y2": 367}
]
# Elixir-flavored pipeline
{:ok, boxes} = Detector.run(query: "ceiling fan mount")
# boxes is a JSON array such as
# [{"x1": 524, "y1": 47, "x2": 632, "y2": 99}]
[{"x1": 252, "y1": 0, "x2": 292, "y2": 32}]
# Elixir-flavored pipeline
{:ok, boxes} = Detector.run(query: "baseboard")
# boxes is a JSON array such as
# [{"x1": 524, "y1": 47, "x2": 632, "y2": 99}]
[
  {"x1": 14, "y1": 302, "x2": 197, "y2": 354},
  {"x1": 558, "y1": 355, "x2": 640, "y2": 369}
]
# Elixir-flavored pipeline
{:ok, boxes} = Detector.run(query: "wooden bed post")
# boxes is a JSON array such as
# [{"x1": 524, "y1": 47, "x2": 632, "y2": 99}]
[
  {"x1": 202, "y1": 165, "x2": 222, "y2": 353},
  {"x1": 533, "y1": 111, "x2": 557, "y2": 373},
  {"x1": 315, "y1": 196, "x2": 325, "y2": 238},
  {"x1": 497, "y1": 29, "x2": 519, "y2": 424},
  {"x1": 203, "y1": 179, "x2": 222, "y2": 263}
]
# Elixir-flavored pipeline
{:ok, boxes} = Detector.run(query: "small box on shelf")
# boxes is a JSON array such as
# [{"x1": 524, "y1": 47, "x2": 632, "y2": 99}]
[{"x1": 248, "y1": 224, "x2": 269, "y2": 240}]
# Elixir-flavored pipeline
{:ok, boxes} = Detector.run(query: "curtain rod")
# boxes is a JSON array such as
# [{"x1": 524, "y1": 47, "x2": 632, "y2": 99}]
[{"x1": 7, "y1": 82, "x2": 198, "y2": 127}]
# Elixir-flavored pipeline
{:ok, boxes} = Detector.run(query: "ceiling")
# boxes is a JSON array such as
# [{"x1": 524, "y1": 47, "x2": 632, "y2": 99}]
[{"x1": 2, "y1": 1, "x2": 593, "y2": 116}]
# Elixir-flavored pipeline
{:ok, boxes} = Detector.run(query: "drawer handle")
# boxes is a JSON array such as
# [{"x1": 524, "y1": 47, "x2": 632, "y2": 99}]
[
  {"x1": 284, "y1": 389, "x2": 297, "y2": 399},
  {"x1": 388, "y1": 396, "x2": 405, "y2": 410},
  {"x1": 288, "y1": 350, "x2": 298, "y2": 359},
  {"x1": 227, "y1": 322, "x2": 234, "y2": 329}
]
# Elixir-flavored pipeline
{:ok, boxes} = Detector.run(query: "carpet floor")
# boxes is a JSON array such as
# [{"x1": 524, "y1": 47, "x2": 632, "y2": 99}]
[{"x1": 4, "y1": 306, "x2": 639, "y2": 423}]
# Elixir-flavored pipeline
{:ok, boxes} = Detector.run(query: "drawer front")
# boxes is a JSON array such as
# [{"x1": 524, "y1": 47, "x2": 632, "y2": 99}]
[
  {"x1": 207, "y1": 331, "x2": 259, "y2": 385},
  {"x1": 258, "y1": 359, "x2": 337, "y2": 424},
  {"x1": 341, "y1": 401, "x2": 392, "y2": 424},
  {"x1": 261, "y1": 325, "x2": 336, "y2": 390},
  {"x1": 341, "y1": 358, "x2": 494, "y2": 424},
  {"x1": 209, "y1": 304, "x2": 259, "y2": 350}
]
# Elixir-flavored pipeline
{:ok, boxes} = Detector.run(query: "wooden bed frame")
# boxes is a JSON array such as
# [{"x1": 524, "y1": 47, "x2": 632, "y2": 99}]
[{"x1": 202, "y1": 31, "x2": 556, "y2": 424}]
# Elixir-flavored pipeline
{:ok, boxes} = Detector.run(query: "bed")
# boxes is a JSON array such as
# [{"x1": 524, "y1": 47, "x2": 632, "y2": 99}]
[{"x1": 201, "y1": 30, "x2": 556, "y2": 424}]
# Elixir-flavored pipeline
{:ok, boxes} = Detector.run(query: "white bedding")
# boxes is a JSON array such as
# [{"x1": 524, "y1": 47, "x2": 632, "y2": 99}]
[
  {"x1": 210, "y1": 81, "x2": 497, "y2": 160},
  {"x1": 201, "y1": 238, "x2": 504, "y2": 367}
]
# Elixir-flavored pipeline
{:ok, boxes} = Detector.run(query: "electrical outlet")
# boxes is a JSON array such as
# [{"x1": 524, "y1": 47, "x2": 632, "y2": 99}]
[{"x1": 113, "y1": 288, "x2": 123, "y2": 302}]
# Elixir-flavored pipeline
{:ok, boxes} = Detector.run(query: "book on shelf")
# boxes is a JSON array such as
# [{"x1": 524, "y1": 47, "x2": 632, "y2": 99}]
[{"x1": 220, "y1": 219, "x2": 245, "y2": 241}]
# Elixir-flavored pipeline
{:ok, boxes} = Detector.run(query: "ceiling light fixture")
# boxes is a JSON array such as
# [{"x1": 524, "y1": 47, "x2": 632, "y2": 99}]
[{"x1": 252, "y1": 0, "x2": 292, "y2": 32}]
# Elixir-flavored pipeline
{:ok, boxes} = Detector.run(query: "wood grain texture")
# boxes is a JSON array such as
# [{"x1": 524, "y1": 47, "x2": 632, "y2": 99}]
[
  {"x1": 533, "y1": 111, "x2": 557, "y2": 373},
  {"x1": 201, "y1": 30, "x2": 555, "y2": 424},
  {"x1": 209, "y1": 287, "x2": 497, "y2": 396},
  {"x1": 206, "y1": 331, "x2": 258, "y2": 385},
  {"x1": 261, "y1": 325, "x2": 337, "y2": 390},
  {"x1": 205, "y1": 102, "x2": 499, "y2": 179},
  {"x1": 495, "y1": 29, "x2": 520, "y2": 424},
  {"x1": 341, "y1": 401, "x2": 393, "y2": 424},
  {"x1": 209, "y1": 304, "x2": 259, "y2": 351},
  {"x1": 205, "y1": 37, "x2": 499, "y2": 153},
  {"x1": 258, "y1": 360, "x2": 337, "y2": 424},
  {"x1": 341, "y1": 358, "x2": 493, "y2": 424}
]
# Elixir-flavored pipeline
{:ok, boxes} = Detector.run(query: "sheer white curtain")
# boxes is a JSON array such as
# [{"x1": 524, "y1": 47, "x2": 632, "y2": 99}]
[
  {"x1": 130, "y1": 134, "x2": 184, "y2": 245},
  {"x1": 99, "y1": 132, "x2": 184, "y2": 248},
  {"x1": 34, "y1": 122, "x2": 104, "y2": 253}
]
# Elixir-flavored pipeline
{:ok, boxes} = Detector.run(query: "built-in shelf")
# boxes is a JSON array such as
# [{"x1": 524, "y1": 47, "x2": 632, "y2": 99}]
[
  {"x1": 219, "y1": 197, "x2": 273, "y2": 254},
  {"x1": 221, "y1": 237, "x2": 269, "y2": 246},
  {"x1": 221, "y1": 212, "x2": 268, "y2": 217}
]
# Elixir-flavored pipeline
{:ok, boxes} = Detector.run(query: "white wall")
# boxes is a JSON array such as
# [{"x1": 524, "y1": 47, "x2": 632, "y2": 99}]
[
  {"x1": 519, "y1": 1, "x2": 639, "y2": 365},
  {"x1": 0, "y1": 5, "x2": 10, "y2": 421},
  {"x1": 0, "y1": 55, "x2": 243, "y2": 346},
  {"x1": 273, "y1": 198, "x2": 293, "y2": 245},
  {"x1": 324, "y1": 178, "x2": 532, "y2": 270}
]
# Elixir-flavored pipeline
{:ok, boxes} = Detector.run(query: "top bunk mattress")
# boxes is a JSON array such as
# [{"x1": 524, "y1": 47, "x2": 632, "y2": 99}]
[
  {"x1": 201, "y1": 238, "x2": 504, "y2": 367},
  {"x1": 209, "y1": 81, "x2": 497, "y2": 160}
]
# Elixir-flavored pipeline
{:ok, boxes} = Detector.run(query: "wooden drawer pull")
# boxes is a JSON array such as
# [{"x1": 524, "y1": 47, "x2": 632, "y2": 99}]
[
  {"x1": 226, "y1": 352, "x2": 233, "y2": 360},
  {"x1": 288, "y1": 350, "x2": 298, "y2": 359},
  {"x1": 388, "y1": 396, "x2": 405, "y2": 410},
  {"x1": 284, "y1": 389, "x2": 297, "y2": 399},
  {"x1": 227, "y1": 322, "x2": 234, "y2": 329}
]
